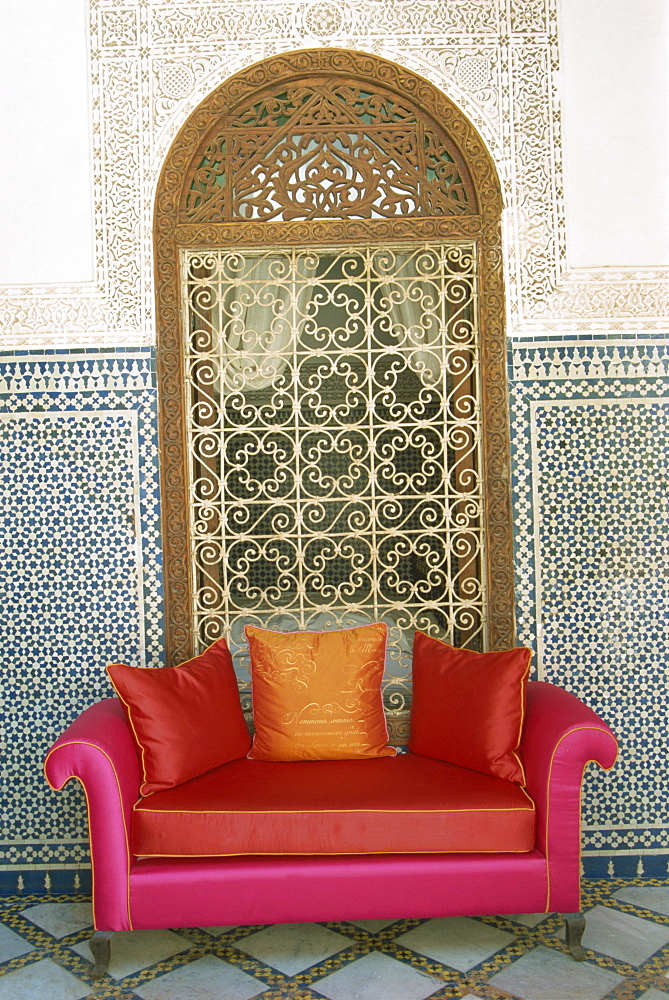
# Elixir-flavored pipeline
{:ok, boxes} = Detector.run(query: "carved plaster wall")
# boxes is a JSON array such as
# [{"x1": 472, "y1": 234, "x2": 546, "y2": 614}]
[{"x1": 1, "y1": 0, "x2": 667, "y2": 349}]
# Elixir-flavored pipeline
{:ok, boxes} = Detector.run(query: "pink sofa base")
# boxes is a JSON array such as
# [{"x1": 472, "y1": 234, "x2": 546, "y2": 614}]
[
  {"x1": 45, "y1": 680, "x2": 617, "y2": 976},
  {"x1": 127, "y1": 850, "x2": 548, "y2": 930}
]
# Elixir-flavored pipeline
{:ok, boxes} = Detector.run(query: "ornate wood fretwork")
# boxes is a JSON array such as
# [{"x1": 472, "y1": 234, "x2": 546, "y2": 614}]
[
  {"x1": 184, "y1": 79, "x2": 477, "y2": 223},
  {"x1": 154, "y1": 48, "x2": 514, "y2": 678}
]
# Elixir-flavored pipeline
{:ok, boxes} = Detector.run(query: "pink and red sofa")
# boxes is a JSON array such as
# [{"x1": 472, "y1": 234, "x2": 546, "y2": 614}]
[{"x1": 45, "y1": 679, "x2": 617, "y2": 979}]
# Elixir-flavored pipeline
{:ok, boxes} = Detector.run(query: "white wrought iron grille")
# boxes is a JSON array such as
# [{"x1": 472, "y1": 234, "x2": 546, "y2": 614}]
[{"x1": 182, "y1": 243, "x2": 484, "y2": 710}]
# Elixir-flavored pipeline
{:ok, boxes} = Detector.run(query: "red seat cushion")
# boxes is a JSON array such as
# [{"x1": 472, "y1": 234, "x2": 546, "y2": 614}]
[{"x1": 132, "y1": 754, "x2": 535, "y2": 857}]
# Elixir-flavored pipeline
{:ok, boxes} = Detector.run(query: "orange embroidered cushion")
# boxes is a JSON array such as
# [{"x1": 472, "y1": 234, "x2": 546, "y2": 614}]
[
  {"x1": 245, "y1": 623, "x2": 396, "y2": 761},
  {"x1": 408, "y1": 631, "x2": 531, "y2": 783},
  {"x1": 107, "y1": 638, "x2": 251, "y2": 795}
]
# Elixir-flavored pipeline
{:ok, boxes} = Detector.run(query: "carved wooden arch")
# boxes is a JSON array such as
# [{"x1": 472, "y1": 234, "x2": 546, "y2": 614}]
[{"x1": 154, "y1": 48, "x2": 513, "y2": 668}]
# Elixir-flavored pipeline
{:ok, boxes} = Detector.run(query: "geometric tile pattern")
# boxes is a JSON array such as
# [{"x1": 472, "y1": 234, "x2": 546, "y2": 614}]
[
  {"x1": 0, "y1": 879, "x2": 668, "y2": 1000},
  {"x1": 510, "y1": 338, "x2": 669, "y2": 873},
  {"x1": 0, "y1": 350, "x2": 164, "y2": 877},
  {"x1": 510, "y1": 340, "x2": 669, "y2": 383}
]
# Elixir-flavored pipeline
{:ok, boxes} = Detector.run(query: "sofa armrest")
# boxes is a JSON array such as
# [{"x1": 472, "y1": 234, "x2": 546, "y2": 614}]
[
  {"x1": 521, "y1": 680, "x2": 618, "y2": 912},
  {"x1": 44, "y1": 699, "x2": 140, "y2": 931}
]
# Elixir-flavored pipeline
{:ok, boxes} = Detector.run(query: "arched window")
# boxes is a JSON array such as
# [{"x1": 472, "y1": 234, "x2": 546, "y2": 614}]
[{"x1": 154, "y1": 49, "x2": 513, "y2": 725}]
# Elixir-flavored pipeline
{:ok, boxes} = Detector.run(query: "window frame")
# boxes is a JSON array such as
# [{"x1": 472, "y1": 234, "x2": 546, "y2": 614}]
[{"x1": 153, "y1": 49, "x2": 515, "y2": 704}]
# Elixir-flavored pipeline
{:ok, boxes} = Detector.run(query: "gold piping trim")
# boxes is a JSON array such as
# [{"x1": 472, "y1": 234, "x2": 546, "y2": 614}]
[
  {"x1": 106, "y1": 669, "x2": 152, "y2": 797},
  {"x1": 134, "y1": 805, "x2": 535, "y2": 815},
  {"x1": 135, "y1": 847, "x2": 535, "y2": 858},
  {"x1": 173, "y1": 635, "x2": 233, "y2": 668},
  {"x1": 543, "y1": 726, "x2": 618, "y2": 912},
  {"x1": 513, "y1": 653, "x2": 533, "y2": 786},
  {"x1": 519, "y1": 785, "x2": 535, "y2": 808},
  {"x1": 44, "y1": 741, "x2": 134, "y2": 931}
]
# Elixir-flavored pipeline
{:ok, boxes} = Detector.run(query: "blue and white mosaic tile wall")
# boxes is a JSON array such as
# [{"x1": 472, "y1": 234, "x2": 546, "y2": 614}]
[
  {"x1": 510, "y1": 336, "x2": 669, "y2": 878},
  {"x1": 0, "y1": 350, "x2": 164, "y2": 891},
  {"x1": 1, "y1": 339, "x2": 668, "y2": 890}
]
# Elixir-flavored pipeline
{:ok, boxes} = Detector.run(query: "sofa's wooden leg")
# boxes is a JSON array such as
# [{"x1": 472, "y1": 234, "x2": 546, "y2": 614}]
[
  {"x1": 564, "y1": 912, "x2": 586, "y2": 960},
  {"x1": 89, "y1": 931, "x2": 113, "y2": 979}
]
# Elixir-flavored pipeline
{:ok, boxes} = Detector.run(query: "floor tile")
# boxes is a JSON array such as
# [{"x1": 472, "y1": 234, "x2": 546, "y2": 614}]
[
  {"x1": 346, "y1": 918, "x2": 400, "y2": 933},
  {"x1": 134, "y1": 954, "x2": 268, "y2": 1000},
  {"x1": 0, "y1": 957, "x2": 89, "y2": 1000},
  {"x1": 314, "y1": 950, "x2": 443, "y2": 1000},
  {"x1": 638, "y1": 990, "x2": 669, "y2": 1000},
  {"x1": 0, "y1": 921, "x2": 35, "y2": 962},
  {"x1": 614, "y1": 885, "x2": 669, "y2": 917},
  {"x1": 396, "y1": 916, "x2": 515, "y2": 972},
  {"x1": 570, "y1": 904, "x2": 669, "y2": 965},
  {"x1": 236, "y1": 921, "x2": 351, "y2": 975},
  {"x1": 503, "y1": 912, "x2": 552, "y2": 927},
  {"x1": 488, "y1": 944, "x2": 624, "y2": 1000},
  {"x1": 72, "y1": 927, "x2": 190, "y2": 980},
  {"x1": 200, "y1": 925, "x2": 236, "y2": 937},
  {"x1": 21, "y1": 901, "x2": 93, "y2": 939}
]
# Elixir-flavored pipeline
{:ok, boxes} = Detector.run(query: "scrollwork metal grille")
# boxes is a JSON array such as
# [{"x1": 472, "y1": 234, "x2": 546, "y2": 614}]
[{"x1": 183, "y1": 241, "x2": 484, "y2": 710}]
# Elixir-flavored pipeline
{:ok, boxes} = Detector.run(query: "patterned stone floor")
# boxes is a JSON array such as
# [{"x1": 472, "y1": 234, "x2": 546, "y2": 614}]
[{"x1": 1, "y1": 880, "x2": 669, "y2": 999}]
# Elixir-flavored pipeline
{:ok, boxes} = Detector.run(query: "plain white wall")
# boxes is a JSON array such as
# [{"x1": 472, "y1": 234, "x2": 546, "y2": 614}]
[
  {"x1": 0, "y1": 0, "x2": 94, "y2": 285},
  {"x1": 559, "y1": 0, "x2": 669, "y2": 268}
]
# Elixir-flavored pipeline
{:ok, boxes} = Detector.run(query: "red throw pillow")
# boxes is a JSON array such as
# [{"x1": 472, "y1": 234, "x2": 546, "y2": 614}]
[
  {"x1": 107, "y1": 638, "x2": 251, "y2": 796},
  {"x1": 408, "y1": 632, "x2": 531, "y2": 783}
]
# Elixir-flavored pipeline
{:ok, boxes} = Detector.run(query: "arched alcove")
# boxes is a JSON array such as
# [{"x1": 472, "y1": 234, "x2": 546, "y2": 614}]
[{"x1": 154, "y1": 48, "x2": 513, "y2": 723}]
